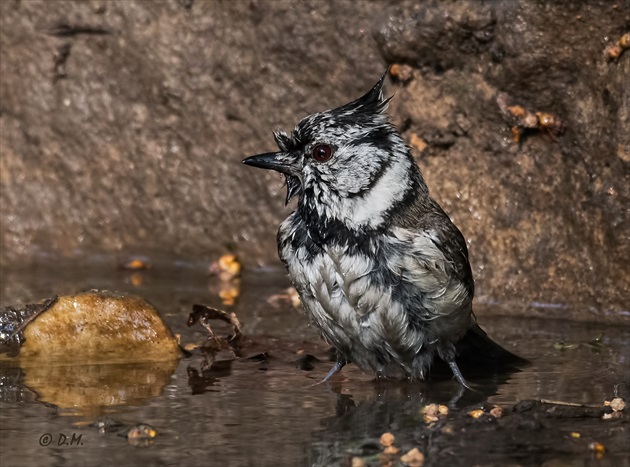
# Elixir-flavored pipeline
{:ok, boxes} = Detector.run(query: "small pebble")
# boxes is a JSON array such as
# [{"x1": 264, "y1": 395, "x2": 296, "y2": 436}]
[
  {"x1": 468, "y1": 409, "x2": 485, "y2": 419},
  {"x1": 400, "y1": 447, "x2": 425, "y2": 467},
  {"x1": 379, "y1": 432, "x2": 395, "y2": 447}
]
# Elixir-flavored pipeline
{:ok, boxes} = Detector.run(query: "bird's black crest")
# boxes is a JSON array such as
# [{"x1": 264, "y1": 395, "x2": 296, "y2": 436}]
[
  {"x1": 290, "y1": 71, "x2": 392, "y2": 147},
  {"x1": 337, "y1": 70, "x2": 391, "y2": 118}
]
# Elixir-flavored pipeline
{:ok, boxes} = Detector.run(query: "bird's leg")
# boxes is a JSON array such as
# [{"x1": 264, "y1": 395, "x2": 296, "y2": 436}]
[
  {"x1": 447, "y1": 359, "x2": 472, "y2": 390},
  {"x1": 316, "y1": 355, "x2": 347, "y2": 385},
  {"x1": 438, "y1": 343, "x2": 473, "y2": 389}
]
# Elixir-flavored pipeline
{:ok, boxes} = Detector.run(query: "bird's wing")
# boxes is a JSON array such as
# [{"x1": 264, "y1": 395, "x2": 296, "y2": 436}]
[{"x1": 389, "y1": 208, "x2": 474, "y2": 319}]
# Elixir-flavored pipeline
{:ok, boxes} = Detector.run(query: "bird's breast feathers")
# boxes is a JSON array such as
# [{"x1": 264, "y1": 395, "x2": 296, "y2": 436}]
[{"x1": 278, "y1": 214, "x2": 472, "y2": 351}]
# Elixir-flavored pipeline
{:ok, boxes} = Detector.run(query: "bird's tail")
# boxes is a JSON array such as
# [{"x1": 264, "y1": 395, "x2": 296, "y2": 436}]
[
  {"x1": 429, "y1": 324, "x2": 527, "y2": 382},
  {"x1": 454, "y1": 323, "x2": 528, "y2": 368}
]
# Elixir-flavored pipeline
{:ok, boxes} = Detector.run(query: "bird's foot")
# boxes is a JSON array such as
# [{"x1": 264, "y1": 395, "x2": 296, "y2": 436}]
[
  {"x1": 447, "y1": 360, "x2": 473, "y2": 390},
  {"x1": 312, "y1": 357, "x2": 347, "y2": 386}
]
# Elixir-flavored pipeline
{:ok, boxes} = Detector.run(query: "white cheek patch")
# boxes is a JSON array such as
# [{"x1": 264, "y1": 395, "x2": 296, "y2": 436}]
[{"x1": 344, "y1": 154, "x2": 411, "y2": 228}]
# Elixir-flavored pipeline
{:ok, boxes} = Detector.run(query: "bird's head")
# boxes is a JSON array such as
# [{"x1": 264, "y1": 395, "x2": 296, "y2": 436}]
[{"x1": 243, "y1": 73, "x2": 425, "y2": 229}]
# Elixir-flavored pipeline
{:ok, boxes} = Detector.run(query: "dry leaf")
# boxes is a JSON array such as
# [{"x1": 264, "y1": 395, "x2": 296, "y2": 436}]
[
  {"x1": 127, "y1": 424, "x2": 157, "y2": 440},
  {"x1": 188, "y1": 304, "x2": 242, "y2": 343},
  {"x1": 126, "y1": 423, "x2": 157, "y2": 447},
  {"x1": 383, "y1": 445, "x2": 399, "y2": 455},
  {"x1": 219, "y1": 283, "x2": 240, "y2": 306},
  {"x1": 602, "y1": 411, "x2": 622, "y2": 420},
  {"x1": 129, "y1": 272, "x2": 143, "y2": 287},
  {"x1": 422, "y1": 403, "x2": 448, "y2": 423},
  {"x1": 588, "y1": 442, "x2": 605, "y2": 453},
  {"x1": 380, "y1": 432, "x2": 395, "y2": 447},
  {"x1": 409, "y1": 133, "x2": 428, "y2": 153},
  {"x1": 389, "y1": 63, "x2": 414, "y2": 82},
  {"x1": 422, "y1": 404, "x2": 438, "y2": 415},
  {"x1": 424, "y1": 414, "x2": 439, "y2": 423},
  {"x1": 489, "y1": 406, "x2": 504, "y2": 418},
  {"x1": 122, "y1": 258, "x2": 150, "y2": 270},
  {"x1": 210, "y1": 254, "x2": 242, "y2": 280},
  {"x1": 610, "y1": 397, "x2": 625, "y2": 412},
  {"x1": 468, "y1": 409, "x2": 485, "y2": 419},
  {"x1": 400, "y1": 447, "x2": 425, "y2": 467}
]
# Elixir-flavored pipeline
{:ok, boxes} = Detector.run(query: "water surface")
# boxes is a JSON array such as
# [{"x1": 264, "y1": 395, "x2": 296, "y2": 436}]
[{"x1": 1, "y1": 262, "x2": 628, "y2": 466}]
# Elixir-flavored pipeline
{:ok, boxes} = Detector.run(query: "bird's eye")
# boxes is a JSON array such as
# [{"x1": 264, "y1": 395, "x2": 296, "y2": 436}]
[{"x1": 312, "y1": 144, "x2": 333, "y2": 163}]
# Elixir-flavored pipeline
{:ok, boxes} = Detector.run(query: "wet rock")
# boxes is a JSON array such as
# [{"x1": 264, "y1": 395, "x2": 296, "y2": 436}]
[
  {"x1": 380, "y1": 1, "x2": 629, "y2": 314},
  {"x1": 0, "y1": 0, "x2": 628, "y2": 316},
  {"x1": 375, "y1": 1, "x2": 497, "y2": 73},
  {"x1": 0, "y1": 296, "x2": 58, "y2": 357},
  {"x1": 0, "y1": 0, "x2": 386, "y2": 268},
  {"x1": 0, "y1": 290, "x2": 181, "y2": 363}
]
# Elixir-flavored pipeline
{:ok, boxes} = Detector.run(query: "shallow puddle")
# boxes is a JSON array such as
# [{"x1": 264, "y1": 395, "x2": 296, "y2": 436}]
[{"x1": 1, "y1": 263, "x2": 628, "y2": 466}]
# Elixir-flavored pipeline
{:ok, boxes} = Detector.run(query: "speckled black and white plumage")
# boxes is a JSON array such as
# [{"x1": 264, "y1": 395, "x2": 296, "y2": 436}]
[{"x1": 243, "y1": 74, "x2": 521, "y2": 385}]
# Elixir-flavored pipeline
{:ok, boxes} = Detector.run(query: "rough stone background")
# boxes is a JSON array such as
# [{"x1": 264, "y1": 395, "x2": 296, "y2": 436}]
[{"x1": 1, "y1": 0, "x2": 628, "y2": 316}]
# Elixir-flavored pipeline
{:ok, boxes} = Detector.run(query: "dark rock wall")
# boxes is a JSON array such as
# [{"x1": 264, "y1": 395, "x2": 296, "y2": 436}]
[{"x1": 1, "y1": 0, "x2": 628, "y2": 314}]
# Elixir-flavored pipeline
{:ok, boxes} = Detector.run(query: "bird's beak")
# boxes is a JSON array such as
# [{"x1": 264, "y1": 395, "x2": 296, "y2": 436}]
[
  {"x1": 242, "y1": 152, "x2": 302, "y2": 205},
  {"x1": 242, "y1": 152, "x2": 292, "y2": 175}
]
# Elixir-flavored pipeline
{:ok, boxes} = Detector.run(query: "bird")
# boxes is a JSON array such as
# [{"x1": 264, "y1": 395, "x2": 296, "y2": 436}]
[{"x1": 242, "y1": 72, "x2": 524, "y2": 387}]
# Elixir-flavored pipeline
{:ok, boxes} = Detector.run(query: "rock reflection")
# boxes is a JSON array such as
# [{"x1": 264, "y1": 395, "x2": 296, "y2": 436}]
[{"x1": 0, "y1": 360, "x2": 178, "y2": 418}]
